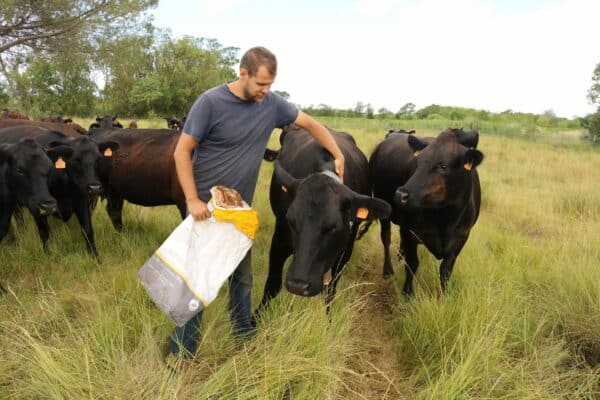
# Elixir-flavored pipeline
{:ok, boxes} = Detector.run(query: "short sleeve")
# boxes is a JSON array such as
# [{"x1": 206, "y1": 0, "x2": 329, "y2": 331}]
[
  {"x1": 182, "y1": 94, "x2": 214, "y2": 143},
  {"x1": 273, "y1": 93, "x2": 299, "y2": 128}
]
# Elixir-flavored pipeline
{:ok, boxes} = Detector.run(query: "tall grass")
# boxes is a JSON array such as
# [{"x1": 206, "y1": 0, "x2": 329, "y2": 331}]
[{"x1": 0, "y1": 121, "x2": 598, "y2": 398}]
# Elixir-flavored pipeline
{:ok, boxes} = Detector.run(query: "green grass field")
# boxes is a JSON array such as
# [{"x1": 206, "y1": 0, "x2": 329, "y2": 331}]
[{"x1": 0, "y1": 119, "x2": 598, "y2": 399}]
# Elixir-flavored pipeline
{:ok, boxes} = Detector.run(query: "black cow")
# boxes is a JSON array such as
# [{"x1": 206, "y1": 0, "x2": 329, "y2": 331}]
[
  {"x1": 0, "y1": 126, "x2": 119, "y2": 256},
  {"x1": 257, "y1": 124, "x2": 391, "y2": 312},
  {"x1": 385, "y1": 129, "x2": 416, "y2": 139},
  {"x1": 165, "y1": 116, "x2": 182, "y2": 130},
  {"x1": 0, "y1": 137, "x2": 72, "y2": 293},
  {"x1": 90, "y1": 128, "x2": 186, "y2": 230},
  {"x1": 90, "y1": 128, "x2": 285, "y2": 230},
  {"x1": 0, "y1": 119, "x2": 88, "y2": 137},
  {"x1": 365, "y1": 128, "x2": 483, "y2": 296},
  {"x1": 89, "y1": 115, "x2": 123, "y2": 131}
]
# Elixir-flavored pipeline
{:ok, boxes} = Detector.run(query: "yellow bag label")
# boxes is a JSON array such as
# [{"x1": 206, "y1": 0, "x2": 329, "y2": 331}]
[{"x1": 213, "y1": 208, "x2": 260, "y2": 240}]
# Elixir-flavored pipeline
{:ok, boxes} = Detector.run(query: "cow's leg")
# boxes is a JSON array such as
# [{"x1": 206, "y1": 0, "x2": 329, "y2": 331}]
[
  {"x1": 106, "y1": 194, "x2": 124, "y2": 231},
  {"x1": 380, "y1": 218, "x2": 394, "y2": 277},
  {"x1": 439, "y1": 254, "x2": 457, "y2": 293},
  {"x1": 74, "y1": 197, "x2": 99, "y2": 258},
  {"x1": 256, "y1": 219, "x2": 292, "y2": 315},
  {"x1": 400, "y1": 227, "x2": 419, "y2": 297},
  {"x1": 33, "y1": 216, "x2": 51, "y2": 251}
]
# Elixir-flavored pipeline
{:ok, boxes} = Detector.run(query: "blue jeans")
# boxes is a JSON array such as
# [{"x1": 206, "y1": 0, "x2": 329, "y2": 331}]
[{"x1": 169, "y1": 250, "x2": 255, "y2": 358}]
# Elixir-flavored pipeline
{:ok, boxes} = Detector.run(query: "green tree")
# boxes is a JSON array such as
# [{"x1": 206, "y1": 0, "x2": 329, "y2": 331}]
[
  {"x1": 113, "y1": 35, "x2": 238, "y2": 116},
  {"x1": 396, "y1": 102, "x2": 415, "y2": 117},
  {"x1": 588, "y1": 63, "x2": 600, "y2": 105},
  {"x1": 274, "y1": 90, "x2": 290, "y2": 100},
  {"x1": 0, "y1": 0, "x2": 157, "y2": 112}
]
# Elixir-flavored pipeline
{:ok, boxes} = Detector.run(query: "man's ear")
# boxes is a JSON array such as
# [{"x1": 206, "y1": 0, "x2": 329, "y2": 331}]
[
  {"x1": 273, "y1": 160, "x2": 300, "y2": 197},
  {"x1": 347, "y1": 191, "x2": 391, "y2": 222},
  {"x1": 462, "y1": 149, "x2": 484, "y2": 171}
]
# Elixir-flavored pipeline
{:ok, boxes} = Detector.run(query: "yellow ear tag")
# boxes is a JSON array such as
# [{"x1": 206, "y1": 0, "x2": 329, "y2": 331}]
[
  {"x1": 103, "y1": 148, "x2": 113, "y2": 157},
  {"x1": 323, "y1": 269, "x2": 332, "y2": 285},
  {"x1": 464, "y1": 162, "x2": 473, "y2": 171},
  {"x1": 281, "y1": 185, "x2": 288, "y2": 193},
  {"x1": 356, "y1": 207, "x2": 369, "y2": 219},
  {"x1": 414, "y1": 150, "x2": 421, "y2": 157},
  {"x1": 55, "y1": 157, "x2": 66, "y2": 169}
]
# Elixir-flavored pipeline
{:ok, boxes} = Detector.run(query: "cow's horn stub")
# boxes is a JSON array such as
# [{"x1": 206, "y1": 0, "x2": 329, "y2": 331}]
[
  {"x1": 55, "y1": 157, "x2": 66, "y2": 169},
  {"x1": 323, "y1": 269, "x2": 332, "y2": 285}
]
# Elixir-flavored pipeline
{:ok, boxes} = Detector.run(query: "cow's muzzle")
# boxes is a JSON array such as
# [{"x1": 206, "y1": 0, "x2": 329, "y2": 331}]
[
  {"x1": 286, "y1": 278, "x2": 320, "y2": 297},
  {"x1": 88, "y1": 183, "x2": 102, "y2": 195},
  {"x1": 38, "y1": 200, "x2": 58, "y2": 216},
  {"x1": 395, "y1": 188, "x2": 409, "y2": 206}
]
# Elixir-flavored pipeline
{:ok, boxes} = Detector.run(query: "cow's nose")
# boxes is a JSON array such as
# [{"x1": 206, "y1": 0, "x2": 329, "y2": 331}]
[
  {"x1": 39, "y1": 200, "x2": 58, "y2": 215},
  {"x1": 286, "y1": 279, "x2": 311, "y2": 296},
  {"x1": 88, "y1": 183, "x2": 102, "y2": 194},
  {"x1": 395, "y1": 189, "x2": 409, "y2": 205}
]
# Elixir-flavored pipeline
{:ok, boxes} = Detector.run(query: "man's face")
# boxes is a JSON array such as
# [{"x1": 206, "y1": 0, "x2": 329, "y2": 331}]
[{"x1": 241, "y1": 65, "x2": 275, "y2": 102}]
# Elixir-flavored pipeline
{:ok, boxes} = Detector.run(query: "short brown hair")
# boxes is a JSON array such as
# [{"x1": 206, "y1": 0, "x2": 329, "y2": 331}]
[{"x1": 240, "y1": 46, "x2": 277, "y2": 77}]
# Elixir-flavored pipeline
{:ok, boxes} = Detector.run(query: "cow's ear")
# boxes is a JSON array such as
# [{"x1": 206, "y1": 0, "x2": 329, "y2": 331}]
[
  {"x1": 274, "y1": 160, "x2": 300, "y2": 196},
  {"x1": 457, "y1": 129, "x2": 479, "y2": 148},
  {"x1": 96, "y1": 116, "x2": 101, "y2": 122},
  {"x1": 462, "y1": 149, "x2": 483, "y2": 171},
  {"x1": 46, "y1": 146, "x2": 74, "y2": 164},
  {"x1": 407, "y1": 134, "x2": 428, "y2": 156},
  {"x1": 348, "y1": 192, "x2": 392, "y2": 222},
  {"x1": 408, "y1": 130, "x2": 416, "y2": 134},
  {"x1": 98, "y1": 141, "x2": 119, "y2": 157}
]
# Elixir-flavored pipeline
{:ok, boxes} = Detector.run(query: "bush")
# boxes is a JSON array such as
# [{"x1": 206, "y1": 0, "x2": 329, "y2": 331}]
[{"x1": 581, "y1": 108, "x2": 600, "y2": 144}]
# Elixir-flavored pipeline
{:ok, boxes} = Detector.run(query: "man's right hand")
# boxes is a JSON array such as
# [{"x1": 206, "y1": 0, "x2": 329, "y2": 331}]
[{"x1": 187, "y1": 198, "x2": 211, "y2": 220}]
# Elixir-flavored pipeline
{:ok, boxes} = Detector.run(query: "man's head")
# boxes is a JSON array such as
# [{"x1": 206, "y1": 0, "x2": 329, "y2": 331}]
[{"x1": 239, "y1": 46, "x2": 277, "y2": 102}]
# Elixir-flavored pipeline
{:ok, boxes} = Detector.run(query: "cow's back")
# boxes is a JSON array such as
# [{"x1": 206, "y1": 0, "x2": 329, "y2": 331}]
[
  {"x1": 369, "y1": 134, "x2": 420, "y2": 223},
  {"x1": 0, "y1": 119, "x2": 87, "y2": 137}
]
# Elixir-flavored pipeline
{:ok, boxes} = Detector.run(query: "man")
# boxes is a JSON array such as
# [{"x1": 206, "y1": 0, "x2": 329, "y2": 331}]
[{"x1": 169, "y1": 46, "x2": 345, "y2": 360}]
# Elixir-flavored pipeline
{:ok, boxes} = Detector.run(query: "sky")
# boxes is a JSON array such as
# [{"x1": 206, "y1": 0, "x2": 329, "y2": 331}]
[{"x1": 151, "y1": 0, "x2": 599, "y2": 118}]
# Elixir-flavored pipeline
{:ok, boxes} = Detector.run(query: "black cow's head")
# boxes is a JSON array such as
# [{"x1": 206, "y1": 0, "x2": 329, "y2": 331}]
[
  {"x1": 0, "y1": 138, "x2": 73, "y2": 216},
  {"x1": 274, "y1": 161, "x2": 391, "y2": 297},
  {"x1": 165, "y1": 117, "x2": 182, "y2": 130},
  {"x1": 395, "y1": 128, "x2": 483, "y2": 208},
  {"x1": 47, "y1": 136, "x2": 119, "y2": 196}
]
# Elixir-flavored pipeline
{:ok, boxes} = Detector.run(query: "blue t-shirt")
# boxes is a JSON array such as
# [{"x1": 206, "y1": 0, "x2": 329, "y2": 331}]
[{"x1": 183, "y1": 84, "x2": 298, "y2": 204}]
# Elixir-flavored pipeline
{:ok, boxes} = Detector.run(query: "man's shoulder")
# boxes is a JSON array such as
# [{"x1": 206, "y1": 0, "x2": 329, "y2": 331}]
[{"x1": 201, "y1": 84, "x2": 228, "y2": 100}]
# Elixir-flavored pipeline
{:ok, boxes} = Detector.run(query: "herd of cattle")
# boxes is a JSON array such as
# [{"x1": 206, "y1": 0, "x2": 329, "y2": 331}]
[{"x1": 0, "y1": 110, "x2": 484, "y2": 309}]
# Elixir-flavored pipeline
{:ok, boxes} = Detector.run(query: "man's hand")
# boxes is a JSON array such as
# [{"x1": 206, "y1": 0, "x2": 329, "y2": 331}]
[
  {"x1": 334, "y1": 156, "x2": 345, "y2": 183},
  {"x1": 187, "y1": 198, "x2": 211, "y2": 220}
]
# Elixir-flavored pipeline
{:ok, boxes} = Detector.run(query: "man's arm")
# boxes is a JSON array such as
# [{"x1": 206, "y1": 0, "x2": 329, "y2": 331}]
[
  {"x1": 173, "y1": 132, "x2": 211, "y2": 220},
  {"x1": 293, "y1": 110, "x2": 345, "y2": 181}
]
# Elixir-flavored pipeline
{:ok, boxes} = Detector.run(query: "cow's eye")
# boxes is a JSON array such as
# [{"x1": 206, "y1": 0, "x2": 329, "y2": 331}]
[
  {"x1": 16, "y1": 167, "x2": 25, "y2": 174},
  {"x1": 438, "y1": 163, "x2": 448, "y2": 171},
  {"x1": 322, "y1": 224, "x2": 337, "y2": 234}
]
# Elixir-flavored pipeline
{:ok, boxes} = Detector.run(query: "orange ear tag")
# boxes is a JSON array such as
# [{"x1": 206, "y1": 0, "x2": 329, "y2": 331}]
[
  {"x1": 414, "y1": 150, "x2": 421, "y2": 157},
  {"x1": 55, "y1": 157, "x2": 66, "y2": 169},
  {"x1": 103, "y1": 148, "x2": 113, "y2": 157},
  {"x1": 281, "y1": 185, "x2": 288, "y2": 193},
  {"x1": 356, "y1": 207, "x2": 369, "y2": 219},
  {"x1": 464, "y1": 162, "x2": 473, "y2": 171}
]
